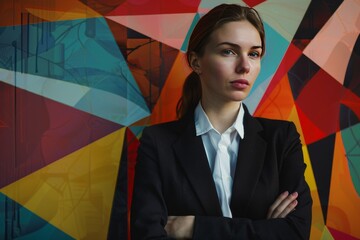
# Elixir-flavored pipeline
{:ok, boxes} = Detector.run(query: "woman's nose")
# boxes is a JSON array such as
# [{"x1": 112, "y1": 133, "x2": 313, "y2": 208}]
[{"x1": 236, "y1": 56, "x2": 250, "y2": 74}]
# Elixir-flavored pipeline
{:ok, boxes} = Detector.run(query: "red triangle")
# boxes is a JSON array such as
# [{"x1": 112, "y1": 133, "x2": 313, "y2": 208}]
[
  {"x1": 127, "y1": 128, "x2": 139, "y2": 208},
  {"x1": 295, "y1": 104, "x2": 327, "y2": 145},
  {"x1": 0, "y1": 120, "x2": 7, "y2": 127},
  {"x1": 257, "y1": 43, "x2": 302, "y2": 108},
  {"x1": 243, "y1": 0, "x2": 267, "y2": 8},
  {"x1": 0, "y1": 82, "x2": 122, "y2": 188},
  {"x1": 328, "y1": 227, "x2": 359, "y2": 240},
  {"x1": 296, "y1": 69, "x2": 343, "y2": 138},
  {"x1": 107, "y1": 0, "x2": 200, "y2": 16},
  {"x1": 126, "y1": 127, "x2": 140, "y2": 240}
]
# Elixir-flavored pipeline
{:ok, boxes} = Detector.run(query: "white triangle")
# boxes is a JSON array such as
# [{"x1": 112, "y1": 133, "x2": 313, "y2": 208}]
[{"x1": 106, "y1": 13, "x2": 196, "y2": 50}]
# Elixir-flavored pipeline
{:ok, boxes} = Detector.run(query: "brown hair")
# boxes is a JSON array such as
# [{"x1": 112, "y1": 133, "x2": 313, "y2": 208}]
[{"x1": 176, "y1": 4, "x2": 265, "y2": 119}]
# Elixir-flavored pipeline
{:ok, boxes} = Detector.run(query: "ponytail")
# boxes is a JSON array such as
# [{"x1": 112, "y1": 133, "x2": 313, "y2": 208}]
[{"x1": 176, "y1": 71, "x2": 202, "y2": 119}]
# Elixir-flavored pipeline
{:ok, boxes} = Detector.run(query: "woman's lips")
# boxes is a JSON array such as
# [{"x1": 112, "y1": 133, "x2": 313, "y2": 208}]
[{"x1": 230, "y1": 79, "x2": 249, "y2": 90}]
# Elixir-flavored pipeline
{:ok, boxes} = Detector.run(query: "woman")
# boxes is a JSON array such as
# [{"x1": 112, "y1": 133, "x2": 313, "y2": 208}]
[{"x1": 131, "y1": 4, "x2": 312, "y2": 239}]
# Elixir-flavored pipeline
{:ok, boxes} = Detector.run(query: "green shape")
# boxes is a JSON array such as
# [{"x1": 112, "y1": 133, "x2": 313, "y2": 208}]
[{"x1": 341, "y1": 123, "x2": 360, "y2": 196}]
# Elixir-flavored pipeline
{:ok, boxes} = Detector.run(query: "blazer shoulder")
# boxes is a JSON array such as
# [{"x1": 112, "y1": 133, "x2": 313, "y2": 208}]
[
  {"x1": 254, "y1": 117, "x2": 299, "y2": 138},
  {"x1": 255, "y1": 117, "x2": 293, "y2": 128},
  {"x1": 141, "y1": 119, "x2": 187, "y2": 138}
]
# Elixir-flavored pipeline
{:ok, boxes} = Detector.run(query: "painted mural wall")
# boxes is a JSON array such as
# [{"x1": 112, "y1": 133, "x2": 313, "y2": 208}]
[{"x1": 0, "y1": 0, "x2": 359, "y2": 239}]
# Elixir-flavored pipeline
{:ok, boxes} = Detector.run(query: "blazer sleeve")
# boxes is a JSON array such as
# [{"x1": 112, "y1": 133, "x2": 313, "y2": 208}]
[
  {"x1": 192, "y1": 122, "x2": 312, "y2": 240},
  {"x1": 130, "y1": 127, "x2": 173, "y2": 240},
  {"x1": 131, "y1": 122, "x2": 312, "y2": 240}
]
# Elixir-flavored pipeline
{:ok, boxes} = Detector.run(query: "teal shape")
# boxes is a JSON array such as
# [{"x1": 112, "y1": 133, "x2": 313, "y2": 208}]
[
  {"x1": 0, "y1": 193, "x2": 74, "y2": 240},
  {"x1": 250, "y1": 22, "x2": 290, "y2": 97},
  {"x1": 75, "y1": 87, "x2": 149, "y2": 126},
  {"x1": 341, "y1": 123, "x2": 360, "y2": 196},
  {"x1": 0, "y1": 17, "x2": 148, "y2": 115},
  {"x1": 129, "y1": 125, "x2": 146, "y2": 138}
]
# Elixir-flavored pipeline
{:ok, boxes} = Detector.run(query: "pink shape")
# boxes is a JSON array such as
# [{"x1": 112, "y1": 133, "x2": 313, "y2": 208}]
[
  {"x1": 303, "y1": 0, "x2": 360, "y2": 85},
  {"x1": 107, "y1": 13, "x2": 196, "y2": 50}
]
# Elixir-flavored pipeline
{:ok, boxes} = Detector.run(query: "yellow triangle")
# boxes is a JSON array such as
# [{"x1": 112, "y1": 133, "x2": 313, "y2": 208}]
[
  {"x1": 25, "y1": 0, "x2": 101, "y2": 22},
  {"x1": 256, "y1": 0, "x2": 311, "y2": 41},
  {"x1": 0, "y1": 128, "x2": 126, "y2": 239},
  {"x1": 320, "y1": 226, "x2": 334, "y2": 240},
  {"x1": 288, "y1": 106, "x2": 326, "y2": 240}
]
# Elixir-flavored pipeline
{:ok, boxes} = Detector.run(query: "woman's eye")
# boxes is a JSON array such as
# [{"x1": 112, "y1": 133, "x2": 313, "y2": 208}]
[
  {"x1": 249, "y1": 51, "x2": 260, "y2": 58},
  {"x1": 222, "y1": 49, "x2": 236, "y2": 56}
]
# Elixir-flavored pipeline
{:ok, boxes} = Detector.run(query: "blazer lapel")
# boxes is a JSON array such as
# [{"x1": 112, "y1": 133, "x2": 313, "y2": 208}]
[
  {"x1": 230, "y1": 109, "x2": 267, "y2": 217},
  {"x1": 172, "y1": 116, "x2": 222, "y2": 216}
]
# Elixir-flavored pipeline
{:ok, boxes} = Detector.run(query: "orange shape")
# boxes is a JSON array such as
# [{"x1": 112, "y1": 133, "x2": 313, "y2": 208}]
[
  {"x1": 0, "y1": 0, "x2": 101, "y2": 27},
  {"x1": 326, "y1": 131, "x2": 360, "y2": 239},
  {"x1": 150, "y1": 52, "x2": 191, "y2": 124},
  {"x1": 254, "y1": 74, "x2": 295, "y2": 120}
]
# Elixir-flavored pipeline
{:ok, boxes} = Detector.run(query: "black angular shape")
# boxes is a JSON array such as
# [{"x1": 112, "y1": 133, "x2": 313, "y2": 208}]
[
  {"x1": 287, "y1": 54, "x2": 320, "y2": 100},
  {"x1": 343, "y1": 34, "x2": 360, "y2": 97},
  {"x1": 108, "y1": 130, "x2": 128, "y2": 240},
  {"x1": 307, "y1": 134, "x2": 336, "y2": 223},
  {"x1": 294, "y1": 0, "x2": 344, "y2": 40},
  {"x1": 339, "y1": 104, "x2": 359, "y2": 131}
]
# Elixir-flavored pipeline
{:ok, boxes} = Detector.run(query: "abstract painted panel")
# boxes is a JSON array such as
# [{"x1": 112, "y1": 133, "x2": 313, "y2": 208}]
[{"x1": 0, "y1": 0, "x2": 359, "y2": 239}]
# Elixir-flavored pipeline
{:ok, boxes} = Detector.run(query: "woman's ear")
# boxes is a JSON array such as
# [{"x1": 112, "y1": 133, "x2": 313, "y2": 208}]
[{"x1": 189, "y1": 52, "x2": 202, "y2": 74}]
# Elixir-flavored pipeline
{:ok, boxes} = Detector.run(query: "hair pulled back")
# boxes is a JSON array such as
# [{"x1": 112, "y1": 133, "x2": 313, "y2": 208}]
[{"x1": 176, "y1": 4, "x2": 265, "y2": 119}]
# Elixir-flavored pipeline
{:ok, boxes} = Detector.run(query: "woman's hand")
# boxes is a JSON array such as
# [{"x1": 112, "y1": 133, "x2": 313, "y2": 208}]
[
  {"x1": 165, "y1": 192, "x2": 297, "y2": 238},
  {"x1": 165, "y1": 216, "x2": 195, "y2": 239},
  {"x1": 267, "y1": 191, "x2": 298, "y2": 219}
]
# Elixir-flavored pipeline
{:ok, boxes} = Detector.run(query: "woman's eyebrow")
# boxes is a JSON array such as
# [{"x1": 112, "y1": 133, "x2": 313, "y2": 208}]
[{"x1": 215, "y1": 41, "x2": 262, "y2": 50}]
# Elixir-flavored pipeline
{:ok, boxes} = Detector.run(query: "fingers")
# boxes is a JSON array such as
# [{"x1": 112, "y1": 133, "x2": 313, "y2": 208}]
[
  {"x1": 267, "y1": 191, "x2": 298, "y2": 219},
  {"x1": 266, "y1": 191, "x2": 289, "y2": 218},
  {"x1": 165, "y1": 216, "x2": 175, "y2": 237},
  {"x1": 165, "y1": 216, "x2": 195, "y2": 239},
  {"x1": 277, "y1": 198, "x2": 298, "y2": 218},
  {"x1": 164, "y1": 216, "x2": 176, "y2": 235}
]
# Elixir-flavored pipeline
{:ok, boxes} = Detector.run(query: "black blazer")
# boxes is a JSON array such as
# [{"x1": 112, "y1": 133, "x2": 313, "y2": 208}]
[{"x1": 131, "y1": 105, "x2": 312, "y2": 239}]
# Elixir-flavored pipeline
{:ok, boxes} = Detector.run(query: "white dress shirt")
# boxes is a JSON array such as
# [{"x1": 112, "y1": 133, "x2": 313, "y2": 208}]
[{"x1": 195, "y1": 102, "x2": 245, "y2": 218}]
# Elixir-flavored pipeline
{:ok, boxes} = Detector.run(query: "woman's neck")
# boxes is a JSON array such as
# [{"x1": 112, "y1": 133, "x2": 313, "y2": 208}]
[{"x1": 201, "y1": 99, "x2": 241, "y2": 134}]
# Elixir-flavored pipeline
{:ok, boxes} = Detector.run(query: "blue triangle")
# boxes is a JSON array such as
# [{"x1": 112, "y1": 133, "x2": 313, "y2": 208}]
[{"x1": 0, "y1": 193, "x2": 74, "y2": 240}]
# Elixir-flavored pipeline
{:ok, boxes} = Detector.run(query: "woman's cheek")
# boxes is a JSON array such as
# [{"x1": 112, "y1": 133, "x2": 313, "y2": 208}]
[{"x1": 210, "y1": 63, "x2": 229, "y2": 78}]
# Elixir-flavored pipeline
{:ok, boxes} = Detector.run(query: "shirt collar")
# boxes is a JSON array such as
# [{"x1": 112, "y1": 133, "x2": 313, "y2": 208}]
[{"x1": 195, "y1": 102, "x2": 244, "y2": 139}]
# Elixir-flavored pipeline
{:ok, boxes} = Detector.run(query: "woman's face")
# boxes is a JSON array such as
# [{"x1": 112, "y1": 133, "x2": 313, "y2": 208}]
[{"x1": 192, "y1": 20, "x2": 262, "y2": 105}]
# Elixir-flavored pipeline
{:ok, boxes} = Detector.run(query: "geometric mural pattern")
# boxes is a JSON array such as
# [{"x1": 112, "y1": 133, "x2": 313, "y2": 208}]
[{"x1": 0, "y1": 0, "x2": 359, "y2": 239}]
